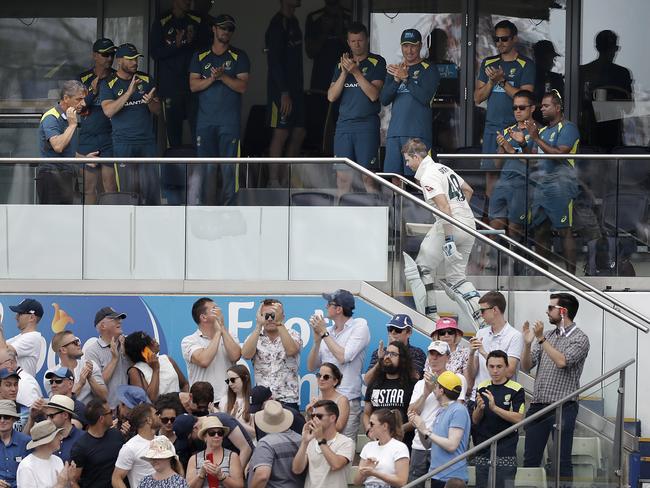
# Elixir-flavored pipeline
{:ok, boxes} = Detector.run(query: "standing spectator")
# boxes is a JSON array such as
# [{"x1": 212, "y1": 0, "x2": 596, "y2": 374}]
[
  {"x1": 139, "y1": 437, "x2": 189, "y2": 488},
  {"x1": 409, "y1": 371, "x2": 471, "y2": 488},
  {"x1": 353, "y1": 409, "x2": 409, "y2": 487},
  {"x1": 100, "y1": 43, "x2": 161, "y2": 205},
  {"x1": 16, "y1": 419, "x2": 74, "y2": 488},
  {"x1": 427, "y1": 318, "x2": 470, "y2": 381},
  {"x1": 70, "y1": 399, "x2": 124, "y2": 488},
  {"x1": 242, "y1": 299, "x2": 302, "y2": 409},
  {"x1": 82, "y1": 306, "x2": 130, "y2": 409},
  {"x1": 189, "y1": 14, "x2": 250, "y2": 205},
  {"x1": 468, "y1": 291, "x2": 523, "y2": 403},
  {"x1": 116, "y1": 385, "x2": 151, "y2": 436},
  {"x1": 364, "y1": 313, "x2": 425, "y2": 386},
  {"x1": 526, "y1": 91, "x2": 581, "y2": 274},
  {"x1": 408, "y1": 341, "x2": 467, "y2": 488},
  {"x1": 472, "y1": 350, "x2": 525, "y2": 488},
  {"x1": 292, "y1": 399, "x2": 354, "y2": 488},
  {"x1": 49, "y1": 330, "x2": 107, "y2": 404},
  {"x1": 186, "y1": 416, "x2": 245, "y2": 488},
  {"x1": 125, "y1": 331, "x2": 188, "y2": 401},
  {"x1": 36, "y1": 81, "x2": 98, "y2": 204},
  {"x1": 0, "y1": 348, "x2": 42, "y2": 408},
  {"x1": 0, "y1": 400, "x2": 29, "y2": 488},
  {"x1": 532, "y1": 40, "x2": 564, "y2": 124},
  {"x1": 220, "y1": 365, "x2": 255, "y2": 438},
  {"x1": 380, "y1": 29, "x2": 439, "y2": 179},
  {"x1": 305, "y1": 363, "x2": 349, "y2": 434},
  {"x1": 0, "y1": 298, "x2": 44, "y2": 377},
  {"x1": 40, "y1": 395, "x2": 84, "y2": 462},
  {"x1": 181, "y1": 298, "x2": 241, "y2": 403},
  {"x1": 521, "y1": 293, "x2": 589, "y2": 482},
  {"x1": 112, "y1": 403, "x2": 168, "y2": 488},
  {"x1": 307, "y1": 289, "x2": 370, "y2": 439},
  {"x1": 150, "y1": 0, "x2": 208, "y2": 148},
  {"x1": 474, "y1": 20, "x2": 534, "y2": 201},
  {"x1": 26, "y1": 369, "x2": 87, "y2": 432},
  {"x1": 362, "y1": 341, "x2": 417, "y2": 447},
  {"x1": 154, "y1": 394, "x2": 184, "y2": 445},
  {"x1": 0, "y1": 369, "x2": 29, "y2": 433},
  {"x1": 401, "y1": 139, "x2": 484, "y2": 329},
  {"x1": 79, "y1": 38, "x2": 118, "y2": 203},
  {"x1": 265, "y1": 0, "x2": 306, "y2": 187},
  {"x1": 248, "y1": 400, "x2": 304, "y2": 488}
]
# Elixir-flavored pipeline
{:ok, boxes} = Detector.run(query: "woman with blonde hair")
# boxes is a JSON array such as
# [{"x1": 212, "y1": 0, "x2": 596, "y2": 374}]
[
  {"x1": 138, "y1": 436, "x2": 188, "y2": 487},
  {"x1": 219, "y1": 365, "x2": 255, "y2": 438}
]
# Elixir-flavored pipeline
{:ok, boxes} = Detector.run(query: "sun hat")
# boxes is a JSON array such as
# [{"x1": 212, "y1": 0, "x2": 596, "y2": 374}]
[
  {"x1": 140, "y1": 436, "x2": 177, "y2": 460},
  {"x1": 197, "y1": 416, "x2": 230, "y2": 440},
  {"x1": 254, "y1": 400, "x2": 293, "y2": 434},
  {"x1": 26, "y1": 419, "x2": 64, "y2": 449}
]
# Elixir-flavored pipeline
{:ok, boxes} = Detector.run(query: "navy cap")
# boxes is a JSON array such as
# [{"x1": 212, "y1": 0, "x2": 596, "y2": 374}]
[
  {"x1": 115, "y1": 43, "x2": 142, "y2": 60},
  {"x1": 117, "y1": 385, "x2": 150, "y2": 409},
  {"x1": 94, "y1": 306, "x2": 127, "y2": 326},
  {"x1": 173, "y1": 413, "x2": 198, "y2": 438},
  {"x1": 0, "y1": 369, "x2": 19, "y2": 381},
  {"x1": 249, "y1": 385, "x2": 272, "y2": 414},
  {"x1": 45, "y1": 367, "x2": 74, "y2": 381},
  {"x1": 93, "y1": 38, "x2": 116, "y2": 54},
  {"x1": 400, "y1": 29, "x2": 422, "y2": 45},
  {"x1": 9, "y1": 298, "x2": 44, "y2": 318},
  {"x1": 214, "y1": 14, "x2": 236, "y2": 29},
  {"x1": 322, "y1": 289, "x2": 355, "y2": 311},
  {"x1": 387, "y1": 313, "x2": 413, "y2": 329}
]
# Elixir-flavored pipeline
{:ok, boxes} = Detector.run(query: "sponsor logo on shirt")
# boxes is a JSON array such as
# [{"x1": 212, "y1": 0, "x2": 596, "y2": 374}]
[{"x1": 345, "y1": 83, "x2": 359, "y2": 88}]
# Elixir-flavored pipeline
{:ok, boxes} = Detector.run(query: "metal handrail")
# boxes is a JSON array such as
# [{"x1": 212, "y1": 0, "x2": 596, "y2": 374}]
[
  {"x1": 438, "y1": 152, "x2": 650, "y2": 160},
  {"x1": 378, "y1": 172, "x2": 650, "y2": 330},
  {"x1": 0, "y1": 156, "x2": 647, "y2": 332},
  {"x1": 403, "y1": 358, "x2": 635, "y2": 488}
]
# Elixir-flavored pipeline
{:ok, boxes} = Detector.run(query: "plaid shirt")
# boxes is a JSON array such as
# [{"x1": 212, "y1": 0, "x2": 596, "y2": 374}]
[{"x1": 530, "y1": 323, "x2": 590, "y2": 403}]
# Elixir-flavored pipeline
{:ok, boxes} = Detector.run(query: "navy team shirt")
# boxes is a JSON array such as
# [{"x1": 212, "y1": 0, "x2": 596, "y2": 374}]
[
  {"x1": 265, "y1": 12, "x2": 303, "y2": 95},
  {"x1": 38, "y1": 106, "x2": 78, "y2": 173},
  {"x1": 190, "y1": 47, "x2": 250, "y2": 130},
  {"x1": 381, "y1": 60, "x2": 440, "y2": 139},
  {"x1": 332, "y1": 53, "x2": 387, "y2": 132},
  {"x1": 78, "y1": 68, "x2": 114, "y2": 147},
  {"x1": 99, "y1": 72, "x2": 156, "y2": 144}
]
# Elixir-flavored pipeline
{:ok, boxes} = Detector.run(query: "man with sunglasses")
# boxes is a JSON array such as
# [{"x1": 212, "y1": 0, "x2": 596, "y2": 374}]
[
  {"x1": 78, "y1": 38, "x2": 118, "y2": 204},
  {"x1": 0, "y1": 399, "x2": 29, "y2": 488},
  {"x1": 70, "y1": 399, "x2": 124, "y2": 488},
  {"x1": 189, "y1": 14, "x2": 250, "y2": 205},
  {"x1": 474, "y1": 19, "x2": 535, "y2": 200},
  {"x1": 0, "y1": 298, "x2": 45, "y2": 378},
  {"x1": 364, "y1": 313, "x2": 425, "y2": 386}
]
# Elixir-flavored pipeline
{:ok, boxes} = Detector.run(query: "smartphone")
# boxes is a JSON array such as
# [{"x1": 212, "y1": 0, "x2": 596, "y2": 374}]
[{"x1": 142, "y1": 346, "x2": 155, "y2": 362}]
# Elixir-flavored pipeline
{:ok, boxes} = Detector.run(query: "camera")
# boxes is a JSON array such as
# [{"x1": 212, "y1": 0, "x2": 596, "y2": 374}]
[{"x1": 264, "y1": 312, "x2": 275, "y2": 321}]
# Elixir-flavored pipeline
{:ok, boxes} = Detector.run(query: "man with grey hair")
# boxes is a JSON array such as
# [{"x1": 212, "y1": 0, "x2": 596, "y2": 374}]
[{"x1": 38, "y1": 80, "x2": 99, "y2": 204}]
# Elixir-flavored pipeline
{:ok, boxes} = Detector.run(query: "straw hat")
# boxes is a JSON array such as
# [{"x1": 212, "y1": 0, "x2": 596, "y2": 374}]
[
  {"x1": 197, "y1": 415, "x2": 230, "y2": 440},
  {"x1": 254, "y1": 400, "x2": 293, "y2": 434},
  {"x1": 0, "y1": 400, "x2": 19, "y2": 418},
  {"x1": 46, "y1": 395, "x2": 77, "y2": 418},
  {"x1": 27, "y1": 419, "x2": 64, "y2": 449},
  {"x1": 140, "y1": 436, "x2": 177, "y2": 460}
]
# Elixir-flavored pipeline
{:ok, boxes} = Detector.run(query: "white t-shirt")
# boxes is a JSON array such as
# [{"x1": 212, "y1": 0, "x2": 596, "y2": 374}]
[
  {"x1": 7, "y1": 331, "x2": 44, "y2": 377},
  {"x1": 305, "y1": 433, "x2": 355, "y2": 488},
  {"x1": 181, "y1": 330, "x2": 234, "y2": 401},
  {"x1": 115, "y1": 434, "x2": 174, "y2": 488},
  {"x1": 16, "y1": 453, "x2": 64, "y2": 488},
  {"x1": 17, "y1": 368, "x2": 42, "y2": 407},
  {"x1": 359, "y1": 438, "x2": 409, "y2": 486},
  {"x1": 472, "y1": 323, "x2": 524, "y2": 399}
]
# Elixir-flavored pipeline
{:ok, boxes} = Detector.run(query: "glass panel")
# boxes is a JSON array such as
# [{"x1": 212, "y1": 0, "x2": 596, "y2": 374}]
[{"x1": 103, "y1": 0, "x2": 148, "y2": 62}]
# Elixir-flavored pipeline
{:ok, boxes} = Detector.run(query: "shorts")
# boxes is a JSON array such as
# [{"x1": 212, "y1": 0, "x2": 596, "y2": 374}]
[
  {"x1": 481, "y1": 123, "x2": 503, "y2": 170},
  {"x1": 384, "y1": 136, "x2": 431, "y2": 176},
  {"x1": 333, "y1": 129, "x2": 380, "y2": 170},
  {"x1": 488, "y1": 176, "x2": 528, "y2": 223},
  {"x1": 267, "y1": 91, "x2": 305, "y2": 129},
  {"x1": 530, "y1": 175, "x2": 578, "y2": 229},
  {"x1": 78, "y1": 136, "x2": 113, "y2": 163}
]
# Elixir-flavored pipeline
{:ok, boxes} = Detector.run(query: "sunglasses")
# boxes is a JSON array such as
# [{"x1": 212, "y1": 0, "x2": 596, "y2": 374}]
[
  {"x1": 436, "y1": 329, "x2": 457, "y2": 336},
  {"x1": 46, "y1": 412, "x2": 63, "y2": 419},
  {"x1": 206, "y1": 429, "x2": 225, "y2": 437},
  {"x1": 102, "y1": 410, "x2": 113, "y2": 417},
  {"x1": 479, "y1": 307, "x2": 493, "y2": 314},
  {"x1": 49, "y1": 379, "x2": 66, "y2": 385},
  {"x1": 315, "y1": 373, "x2": 332, "y2": 380},
  {"x1": 327, "y1": 302, "x2": 339, "y2": 308},
  {"x1": 387, "y1": 326, "x2": 406, "y2": 334},
  {"x1": 225, "y1": 377, "x2": 240, "y2": 384},
  {"x1": 160, "y1": 416, "x2": 176, "y2": 424},
  {"x1": 548, "y1": 305, "x2": 563, "y2": 312},
  {"x1": 62, "y1": 338, "x2": 81, "y2": 347},
  {"x1": 513, "y1": 104, "x2": 531, "y2": 111},
  {"x1": 311, "y1": 413, "x2": 325, "y2": 419},
  {"x1": 99, "y1": 52, "x2": 115, "y2": 58},
  {"x1": 493, "y1": 35, "x2": 512, "y2": 43},
  {"x1": 0, "y1": 415, "x2": 16, "y2": 421}
]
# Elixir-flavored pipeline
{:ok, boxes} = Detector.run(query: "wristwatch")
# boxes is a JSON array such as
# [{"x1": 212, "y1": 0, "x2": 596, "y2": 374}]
[
  {"x1": 321, "y1": 331, "x2": 330, "y2": 339},
  {"x1": 538, "y1": 337, "x2": 546, "y2": 345},
  {"x1": 498, "y1": 80, "x2": 506, "y2": 88},
  {"x1": 318, "y1": 439, "x2": 327, "y2": 445}
]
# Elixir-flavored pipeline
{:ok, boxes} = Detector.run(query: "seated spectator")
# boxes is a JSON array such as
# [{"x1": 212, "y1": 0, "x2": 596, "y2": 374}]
[
  {"x1": 0, "y1": 298, "x2": 45, "y2": 377},
  {"x1": 292, "y1": 399, "x2": 354, "y2": 488},
  {"x1": 0, "y1": 399, "x2": 30, "y2": 488},
  {"x1": 16, "y1": 419, "x2": 75, "y2": 487},
  {"x1": 0, "y1": 348, "x2": 42, "y2": 408},
  {"x1": 0, "y1": 369, "x2": 29, "y2": 433},
  {"x1": 41, "y1": 395, "x2": 84, "y2": 463},
  {"x1": 353, "y1": 408, "x2": 409, "y2": 487},
  {"x1": 179, "y1": 381, "x2": 215, "y2": 417},
  {"x1": 220, "y1": 365, "x2": 255, "y2": 438},
  {"x1": 139, "y1": 436, "x2": 188, "y2": 488},
  {"x1": 248, "y1": 400, "x2": 304, "y2": 488},
  {"x1": 428, "y1": 318, "x2": 470, "y2": 382},
  {"x1": 155, "y1": 394, "x2": 185, "y2": 444},
  {"x1": 250, "y1": 385, "x2": 305, "y2": 440},
  {"x1": 171, "y1": 414, "x2": 199, "y2": 471},
  {"x1": 186, "y1": 416, "x2": 244, "y2": 488},
  {"x1": 125, "y1": 331, "x2": 188, "y2": 402},
  {"x1": 305, "y1": 362, "x2": 349, "y2": 434},
  {"x1": 70, "y1": 399, "x2": 125, "y2": 488},
  {"x1": 44, "y1": 367, "x2": 87, "y2": 424},
  {"x1": 116, "y1": 385, "x2": 151, "y2": 439}
]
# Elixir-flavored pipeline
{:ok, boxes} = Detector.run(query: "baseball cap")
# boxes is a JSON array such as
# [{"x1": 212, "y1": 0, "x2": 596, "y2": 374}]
[
  {"x1": 437, "y1": 370, "x2": 462, "y2": 393},
  {"x1": 173, "y1": 413, "x2": 198, "y2": 438},
  {"x1": 117, "y1": 385, "x2": 150, "y2": 409},
  {"x1": 115, "y1": 43, "x2": 142, "y2": 60},
  {"x1": 9, "y1": 298, "x2": 44, "y2": 318},
  {"x1": 433, "y1": 317, "x2": 460, "y2": 334},
  {"x1": 93, "y1": 38, "x2": 116, "y2": 54},
  {"x1": 533, "y1": 40, "x2": 561, "y2": 58},
  {"x1": 214, "y1": 14, "x2": 236, "y2": 29},
  {"x1": 400, "y1": 29, "x2": 422, "y2": 45},
  {"x1": 94, "y1": 306, "x2": 127, "y2": 326},
  {"x1": 45, "y1": 367, "x2": 74, "y2": 381},
  {"x1": 249, "y1": 385, "x2": 272, "y2": 414},
  {"x1": 387, "y1": 314, "x2": 413, "y2": 330},
  {"x1": 322, "y1": 289, "x2": 355, "y2": 311},
  {"x1": 0, "y1": 369, "x2": 19, "y2": 381},
  {"x1": 428, "y1": 340, "x2": 451, "y2": 355}
]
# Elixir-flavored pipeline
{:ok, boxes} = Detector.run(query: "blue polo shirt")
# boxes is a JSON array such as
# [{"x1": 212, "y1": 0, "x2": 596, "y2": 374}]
[
  {"x1": 381, "y1": 60, "x2": 440, "y2": 139},
  {"x1": 478, "y1": 54, "x2": 535, "y2": 128},
  {"x1": 500, "y1": 124, "x2": 534, "y2": 179},
  {"x1": 190, "y1": 46, "x2": 250, "y2": 130},
  {"x1": 265, "y1": 12, "x2": 303, "y2": 95},
  {"x1": 332, "y1": 53, "x2": 387, "y2": 132},
  {"x1": 53, "y1": 426, "x2": 84, "y2": 463},
  {"x1": 429, "y1": 401, "x2": 471, "y2": 482},
  {"x1": 38, "y1": 106, "x2": 78, "y2": 173},
  {"x1": 0, "y1": 429, "x2": 30, "y2": 488},
  {"x1": 99, "y1": 72, "x2": 156, "y2": 144},
  {"x1": 79, "y1": 68, "x2": 114, "y2": 149},
  {"x1": 534, "y1": 120, "x2": 580, "y2": 174}
]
